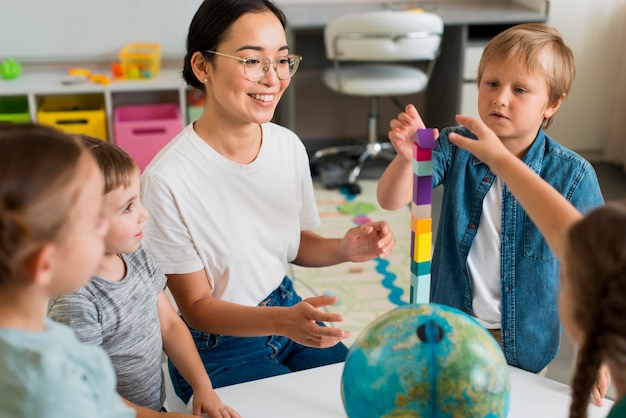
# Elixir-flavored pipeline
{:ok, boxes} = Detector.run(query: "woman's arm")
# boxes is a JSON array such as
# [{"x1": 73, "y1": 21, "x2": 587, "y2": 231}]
[
  {"x1": 293, "y1": 223, "x2": 394, "y2": 268},
  {"x1": 166, "y1": 269, "x2": 349, "y2": 347},
  {"x1": 158, "y1": 291, "x2": 239, "y2": 417}
]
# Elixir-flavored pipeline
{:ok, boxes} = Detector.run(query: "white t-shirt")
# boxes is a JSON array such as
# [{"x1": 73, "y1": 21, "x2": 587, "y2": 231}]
[
  {"x1": 141, "y1": 122, "x2": 320, "y2": 306},
  {"x1": 467, "y1": 176, "x2": 502, "y2": 329}
]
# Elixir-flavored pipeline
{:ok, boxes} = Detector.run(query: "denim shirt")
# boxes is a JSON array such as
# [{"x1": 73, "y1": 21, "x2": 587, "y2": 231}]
[{"x1": 430, "y1": 126, "x2": 604, "y2": 373}]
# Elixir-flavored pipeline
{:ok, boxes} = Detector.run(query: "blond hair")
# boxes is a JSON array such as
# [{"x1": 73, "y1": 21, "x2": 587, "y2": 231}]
[{"x1": 477, "y1": 23, "x2": 575, "y2": 128}]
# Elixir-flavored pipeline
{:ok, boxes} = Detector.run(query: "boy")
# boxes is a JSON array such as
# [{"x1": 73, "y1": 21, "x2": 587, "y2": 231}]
[
  {"x1": 48, "y1": 137, "x2": 239, "y2": 418},
  {"x1": 377, "y1": 24, "x2": 604, "y2": 376}
]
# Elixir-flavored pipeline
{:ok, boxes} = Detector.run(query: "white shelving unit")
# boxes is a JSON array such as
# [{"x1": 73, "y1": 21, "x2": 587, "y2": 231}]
[{"x1": 0, "y1": 66, "x2": 189, "y2": 143}]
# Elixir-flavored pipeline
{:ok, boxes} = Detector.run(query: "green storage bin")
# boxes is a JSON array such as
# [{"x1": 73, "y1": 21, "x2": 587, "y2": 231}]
[{"x1": 0, "y1": 96, "x2": 30, "y2": 123}]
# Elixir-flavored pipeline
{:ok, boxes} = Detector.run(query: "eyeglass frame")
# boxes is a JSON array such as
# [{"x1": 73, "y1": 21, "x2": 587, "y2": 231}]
[{"x1": 204, "y1": 50, "x2": 303, "y2": 82}]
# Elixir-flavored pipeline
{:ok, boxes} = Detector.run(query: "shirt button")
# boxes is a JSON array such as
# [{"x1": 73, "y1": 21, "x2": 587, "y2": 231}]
[
  {"x1": 462, "y1": 269, "x2": 467, "y2": 275},
  {"x1": 483, "y1": 176, "x2": 490, "y2": 182},
  {"x1": 462, "y1": 307, "x2": 470, "y2": 314},
  {"x1": 468, "y1": 223, "x2": 476, "y2": 229}
]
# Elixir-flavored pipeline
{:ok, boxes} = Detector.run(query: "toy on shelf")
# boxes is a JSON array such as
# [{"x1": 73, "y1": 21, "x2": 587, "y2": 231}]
[
  {"x1": 0, "y1": 58, "x2": 22, "y2": 80},
  {"x1": 410, "y1": 128, "x2": 436, "y2": 304},
  {"x1": 117, "y1": 43, "x2": 162, "y2": 80},
  {"x1": 62, "y1": 68, "x2": 110, "y2": 85}
]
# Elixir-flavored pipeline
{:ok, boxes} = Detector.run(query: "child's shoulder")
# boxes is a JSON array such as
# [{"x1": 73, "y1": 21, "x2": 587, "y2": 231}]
[{"x1": 537, "y1": 131, "x2": 593, "y2": 167}]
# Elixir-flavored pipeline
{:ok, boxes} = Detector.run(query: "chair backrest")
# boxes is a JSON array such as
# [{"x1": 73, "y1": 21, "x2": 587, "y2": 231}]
[{"x1": 324, "y1": 11, "x2": 444, "y2": 63}]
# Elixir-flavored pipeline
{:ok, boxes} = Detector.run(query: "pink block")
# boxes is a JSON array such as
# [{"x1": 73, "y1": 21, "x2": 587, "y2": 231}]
[
  {"x1": 414, "y1": 142, "x2": 432, "y2": 161},
  {"x1": 114, "y1": 104, "x2": 183, "y2": 171}
]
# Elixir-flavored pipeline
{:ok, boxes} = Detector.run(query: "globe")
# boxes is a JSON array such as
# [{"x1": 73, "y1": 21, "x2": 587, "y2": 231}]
[{"x1": 341, "y1": 303, "x2": 510, "y2": 418}]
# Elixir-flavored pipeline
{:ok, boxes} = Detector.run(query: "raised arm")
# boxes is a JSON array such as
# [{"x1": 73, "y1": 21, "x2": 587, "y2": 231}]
[
  {"x1": 448, "y1": 115, "x2": 583, "y2": 261},
  {"x1": 377, "y1": 104, "x2": 427, "y2": 210}
]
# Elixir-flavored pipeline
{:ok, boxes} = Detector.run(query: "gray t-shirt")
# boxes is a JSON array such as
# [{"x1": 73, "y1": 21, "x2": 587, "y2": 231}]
[{"x1": 48, "y1": 244, "x2": 167, "y2": 411}]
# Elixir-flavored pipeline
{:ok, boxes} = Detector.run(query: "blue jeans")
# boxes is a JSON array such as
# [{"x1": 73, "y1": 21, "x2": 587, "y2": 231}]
[{"x1": 169, "y1": 276, "x2": 348, "y2": 403}]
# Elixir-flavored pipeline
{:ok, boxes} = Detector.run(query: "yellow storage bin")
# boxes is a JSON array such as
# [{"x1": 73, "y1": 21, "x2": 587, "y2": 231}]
[
  {"x1": 119, "y1": 43, "x2": 161, "y2": 79},
  {"x1": 37, "y1": 94, "x2": 107, "y2": 140}
]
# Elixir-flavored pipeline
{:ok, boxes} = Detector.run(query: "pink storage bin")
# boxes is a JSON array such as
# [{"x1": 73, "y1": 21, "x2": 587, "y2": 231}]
[{"x1": 114, "y1": 103, "x2": 183, "y2": 171}]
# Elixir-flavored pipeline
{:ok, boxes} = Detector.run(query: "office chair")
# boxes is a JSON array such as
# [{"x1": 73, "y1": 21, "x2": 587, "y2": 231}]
[{"x1": 312, "y1": 10, "x2": 443, "y2": 193}]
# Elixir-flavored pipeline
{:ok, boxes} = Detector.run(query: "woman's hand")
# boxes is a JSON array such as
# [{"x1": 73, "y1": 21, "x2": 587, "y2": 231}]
[
  {"x1": 340, "y1": 221, "x2": 395, "y2": 262},
  {"x1": 282, "y1": 295, "x2": 350, "y2": 348}
]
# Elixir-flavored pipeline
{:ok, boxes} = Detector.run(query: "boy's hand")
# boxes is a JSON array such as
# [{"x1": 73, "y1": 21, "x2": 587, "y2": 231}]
[
  {"x1": 388, "y1": 104, "x2": 438, "y2": 162},
  {"x1": 191, "y1": 383, "x2": 240, "y2": 417}
]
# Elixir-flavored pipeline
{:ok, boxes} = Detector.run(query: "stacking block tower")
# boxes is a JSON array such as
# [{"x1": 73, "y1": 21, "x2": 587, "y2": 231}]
[{"x1": 410, "y1": 128, "x2": 436, "y2": 304}]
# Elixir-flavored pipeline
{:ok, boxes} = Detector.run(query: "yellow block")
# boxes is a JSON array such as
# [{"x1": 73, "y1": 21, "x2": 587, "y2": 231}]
[{"x1": 413, "y1": 231, "x2": 432, "y2": 262}]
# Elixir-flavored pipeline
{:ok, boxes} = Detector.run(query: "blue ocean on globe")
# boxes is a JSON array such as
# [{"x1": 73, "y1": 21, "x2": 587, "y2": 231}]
[{"x1": 341, "y1": 303, "x2": 510, "y2": 418}]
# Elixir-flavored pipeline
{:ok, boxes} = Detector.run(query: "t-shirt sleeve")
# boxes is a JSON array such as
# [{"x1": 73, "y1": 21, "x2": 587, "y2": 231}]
[
  {"x1": 135, "y1": 243, "x2": 168, "y2": 292},
  {"x1": 141, "y1": 170, "x2": 204, "y2": 275},
  {"x1": 48, "y1": 293, "x2": 103, "y2": 346}
]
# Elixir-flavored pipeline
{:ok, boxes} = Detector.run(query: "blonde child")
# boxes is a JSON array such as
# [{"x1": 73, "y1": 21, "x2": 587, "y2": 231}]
[
  {"x1": 48, "y1": 137, "x2": 239, "y2": 418},
  {"x1": 449, "y1": 114, "x2": 624, "y2": 418},
  {"x1": 0, "y1": 124, "x2": 133, "y2": 417},
  {"x1": 377, "y1": 23, "x2": 604, "y2": 379}
]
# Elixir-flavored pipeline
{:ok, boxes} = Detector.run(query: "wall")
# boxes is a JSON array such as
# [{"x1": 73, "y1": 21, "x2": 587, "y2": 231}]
[
  {"x1": 0, "y1": 0, "x2": 202, "y2": 63},
  {"x1": 545, "y1": 0, "x2": 626, "y2": 157},
  {"x1": 2, "y1": 0, "x2": 623, "y2": 156}
]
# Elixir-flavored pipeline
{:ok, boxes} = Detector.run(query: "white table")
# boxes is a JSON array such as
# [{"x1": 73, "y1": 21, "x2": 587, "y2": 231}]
[{"x1": 171, "y1": 363, "x2": 614, "y2": 417}]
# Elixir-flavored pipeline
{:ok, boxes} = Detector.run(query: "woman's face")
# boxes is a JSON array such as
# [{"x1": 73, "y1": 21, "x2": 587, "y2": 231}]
[{"x1": 205, "y1": 10, "x2": 291, "y2": 126}]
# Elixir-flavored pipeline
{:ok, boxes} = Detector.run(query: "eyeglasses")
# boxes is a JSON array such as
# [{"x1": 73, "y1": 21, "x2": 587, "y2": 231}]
[{"x1": 205, "y1": 50, "x2": 302, "y2": 82}]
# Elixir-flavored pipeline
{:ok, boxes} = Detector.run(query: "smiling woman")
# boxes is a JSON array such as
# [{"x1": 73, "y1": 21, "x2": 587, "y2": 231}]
[{"x1": 140, "y1": 0, "x2": 395, "y2": 405}]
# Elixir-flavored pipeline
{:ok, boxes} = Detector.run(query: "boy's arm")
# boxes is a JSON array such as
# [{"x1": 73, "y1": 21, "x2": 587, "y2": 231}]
[
  {"x1": 158, "y1": 291, "x2": 240, "y2": 417},
  {"x1": 378, "y1": 104, "x2": 428, "y2": 210},
  {"x1": 448, "y1": 115, "x2": 583, "y2": 261},
  {"x1": 122, "y1": 397, "x2": 193, "y2": 417}
]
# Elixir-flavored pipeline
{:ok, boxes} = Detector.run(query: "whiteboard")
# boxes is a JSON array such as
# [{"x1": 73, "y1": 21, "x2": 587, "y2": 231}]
[{"x1": 0, "y1": 0, "x2": 203, "y2": 63}]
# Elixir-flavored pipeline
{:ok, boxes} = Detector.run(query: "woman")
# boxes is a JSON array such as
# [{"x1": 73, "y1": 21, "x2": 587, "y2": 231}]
[{"x1": 141, "y1": 0, "x2": 395, "y2": 404}]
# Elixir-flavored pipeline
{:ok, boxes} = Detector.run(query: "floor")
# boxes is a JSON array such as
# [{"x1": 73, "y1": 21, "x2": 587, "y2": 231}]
[{"x1": 310, "y1": 145, "x2": 626, "y2": 400}]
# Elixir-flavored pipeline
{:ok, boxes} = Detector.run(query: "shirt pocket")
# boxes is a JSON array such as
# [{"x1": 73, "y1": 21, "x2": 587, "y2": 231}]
[{"x1": 522, "y1": 214, "x2": 553, "y2": 261}]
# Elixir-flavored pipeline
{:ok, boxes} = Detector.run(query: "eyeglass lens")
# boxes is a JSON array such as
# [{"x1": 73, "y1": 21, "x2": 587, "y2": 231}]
[{"x1": 243, "y1": 55, "x2": 300, "y2": 81}]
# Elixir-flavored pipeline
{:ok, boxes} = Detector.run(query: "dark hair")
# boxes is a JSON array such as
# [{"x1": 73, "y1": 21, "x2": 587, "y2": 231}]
[
  {"x1": 78, "y1": 135, "x2": 138, "y2": 194},
  {"x1": 182, "y1": 0, "x2": 287, "y2": 90},
  {"x1": 0, "y1": 124, "x2": 88, "y2": 285},
  {"x1": 566, "y1": 201, "x2": 626, "y2": 418}
]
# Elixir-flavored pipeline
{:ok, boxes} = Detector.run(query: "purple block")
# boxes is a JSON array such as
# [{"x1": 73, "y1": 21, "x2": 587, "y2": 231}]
[
  {"x1": 415, "y1": 175, "x2": 432, "y2": 204},
  {"x1": 416, "y1": 128, "x2": 436, "y2": 149}
]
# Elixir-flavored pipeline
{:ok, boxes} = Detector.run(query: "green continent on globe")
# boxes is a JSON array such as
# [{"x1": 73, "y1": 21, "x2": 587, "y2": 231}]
[{"x1": 341, "y1": 303, "x2": 510, "y2": 418}]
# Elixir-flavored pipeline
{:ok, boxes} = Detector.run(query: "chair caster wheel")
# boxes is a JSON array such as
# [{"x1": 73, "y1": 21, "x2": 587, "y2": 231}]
[{"x1": 339, "y1": 182, "x2": 361, "y2": 196}]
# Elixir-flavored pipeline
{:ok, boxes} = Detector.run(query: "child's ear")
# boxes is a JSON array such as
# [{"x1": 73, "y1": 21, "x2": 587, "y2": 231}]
[
  {"x1": 22, "y1": 244, "x2": 56, "y2": 287},
  {"x1": 544, "y1": 93, "x2": 566, "y2": 119}
]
